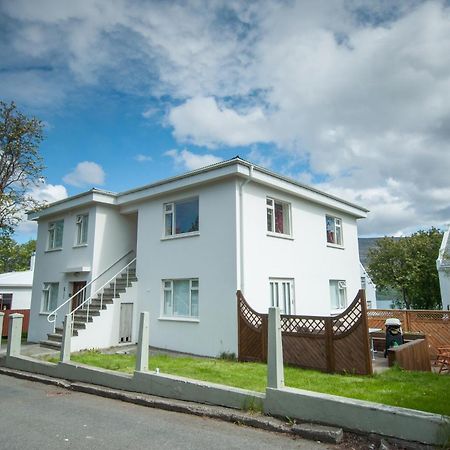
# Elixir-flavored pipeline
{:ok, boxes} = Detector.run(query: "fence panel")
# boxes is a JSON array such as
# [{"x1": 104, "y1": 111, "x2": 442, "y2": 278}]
[
  {"x1": 1, "y1": 309, "x2": 30, "y2": 337},
  {"x1": 368, "y1": 309, "x2": 450, "y2": 357},
  {"x1": 237, "y1": 290, "x2": 372, "y2": 375}
]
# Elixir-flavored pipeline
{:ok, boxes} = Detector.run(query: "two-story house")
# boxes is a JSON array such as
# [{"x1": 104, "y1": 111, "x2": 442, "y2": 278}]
[{"x1": 27, "y1": 157, "x2": 368, "y2": 356}]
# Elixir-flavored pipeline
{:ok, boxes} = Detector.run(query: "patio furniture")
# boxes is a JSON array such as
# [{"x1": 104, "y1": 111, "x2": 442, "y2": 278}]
[{"x1": 435, "y1": 346, "x2": 450, "y2": 374}]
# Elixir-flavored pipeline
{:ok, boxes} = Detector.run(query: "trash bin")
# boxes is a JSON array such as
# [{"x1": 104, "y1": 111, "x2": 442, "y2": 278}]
[{"x1": 384, "y1": 318, "x2": 404, "y2": 357}]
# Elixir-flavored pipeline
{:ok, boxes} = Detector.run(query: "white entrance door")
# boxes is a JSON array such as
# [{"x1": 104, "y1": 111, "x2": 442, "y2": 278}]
[{"x1": 269, "y1": 278, "x2": 294, "y2": 315}]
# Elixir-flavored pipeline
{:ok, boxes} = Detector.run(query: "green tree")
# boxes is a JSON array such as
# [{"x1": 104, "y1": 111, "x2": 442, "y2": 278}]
[
  {"x1": 0, "y1": 101, "x2": 45, "y2": 235},
  {"x1": 0, "y1": 235, "x2": 36, "y2": 273},
  {"x1": 368, "y1": 228, "x2": 443, "y2": 309}
]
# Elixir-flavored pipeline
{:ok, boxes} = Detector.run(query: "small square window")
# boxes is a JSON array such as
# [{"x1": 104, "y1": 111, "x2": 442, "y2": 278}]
[
  {"x1": 266, "y1": 197, "x2": 291, "y2": 236},
  {"x1": 164, "y1": 197, "x2": 199, "y2": 236},
  {"x1": 162, "y1": 278, "x2": 199, "y2": 318},
  {"x1": 326, "y1": 215, "x2": 343, "y2": 246}
]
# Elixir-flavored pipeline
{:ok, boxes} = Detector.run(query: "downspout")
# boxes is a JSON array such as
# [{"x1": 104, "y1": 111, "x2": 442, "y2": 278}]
[{"x1": 238, "y1": 164, "x2": 254, "y2": 293}]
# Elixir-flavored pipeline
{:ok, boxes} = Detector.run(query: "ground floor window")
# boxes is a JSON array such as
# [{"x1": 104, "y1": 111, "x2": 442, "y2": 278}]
[
  {"x1": 163, "y1": 279, "x2": 199, "y2": 317},
  {"x1": 329, "y1": 280, "x2": 347, "y2": 310},
  {"x1": 0, "y1": 293, "x2": 12, "y2": 310},
  {"x1": 269, "y1": 278, "x2": 294, "y2": 315},
  {"x1": 42, "y1": 283, "x2": 59, "y2": 313}
]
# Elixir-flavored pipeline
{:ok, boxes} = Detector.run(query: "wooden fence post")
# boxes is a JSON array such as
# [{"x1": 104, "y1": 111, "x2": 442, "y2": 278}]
[
  {"x1": 236, "y1": 291, "x2": 242, "y2": 361},
  {"x1": 325, "y1": 318, "x2": 335, "y2": 373},
  {"x1": 261, "y1": 315, "x2": 268, "y2": 362}
]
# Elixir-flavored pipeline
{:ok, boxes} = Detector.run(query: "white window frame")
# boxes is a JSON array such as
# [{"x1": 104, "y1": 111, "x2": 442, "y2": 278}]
[
  {"x1": 266, "y1": 197, "x2": 292, "y2": 237},
  {"x1": 41, "y1": 282, "x2": 59, "y2": 313},
  {"x1": 162, "y1": 278, "x2": 199, "y2": 318},
  {"x1": 47, "y1": 220, "x2": 64, "y2": 250},
  {"x1": 269, "y1": 278, "x2": 295, "y2": 315},
  {"x1": 75, "y1": 213, "x2": 89, "y2": 246},
  {"x1": 326, "y1": 215, "x2": 343, "y2": 246},
  {"x1": 329, "y1": 279, "x2": 347, "y2": 311},
  {"x1": 163, "y1": 197, "x2": 199, "y2": 237}
]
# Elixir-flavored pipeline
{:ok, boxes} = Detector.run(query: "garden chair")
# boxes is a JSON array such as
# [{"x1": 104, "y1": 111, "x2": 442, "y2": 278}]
[{"x1": 435, "y1": 346, "x2": 450, "y2": 374}]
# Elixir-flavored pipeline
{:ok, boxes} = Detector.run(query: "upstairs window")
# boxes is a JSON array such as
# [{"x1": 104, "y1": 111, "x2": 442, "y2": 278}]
[
  {"x1": 329, "y1": 280, "x2": 347, "y2": 310},
  {"x1": 163, "y1": 279, "x2": 199, "y2": 318},
  {"x1": 48, "y1": 220, "x2": 64, "y2": 250},
  {"x1": 164, "y1": 197, "x2": 199, "y2": 236},
  {"x1": 326, "y1": 215, "x2": 343, "y2": 246},
  {"x1": 75, "y1": 214, "x2": 89, "y2": 245},
  {"x1": 42, "y1": 282, "x2": 59, "y2": 313},
  {"x1": 266, "y1": 197, "x2": 291, "y2": 236}
]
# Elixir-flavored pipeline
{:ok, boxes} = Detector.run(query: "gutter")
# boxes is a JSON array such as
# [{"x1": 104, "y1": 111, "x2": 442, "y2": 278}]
[{"x1": 238, "y1": 164, "x2": 254, "y2": 293}]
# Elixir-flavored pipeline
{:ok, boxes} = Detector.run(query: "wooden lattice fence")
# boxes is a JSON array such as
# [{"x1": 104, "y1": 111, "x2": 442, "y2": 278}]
[
  {"x1": 237, "y1": 290, "x2": 372, "y2": 375},
  {"x1": 367, "y1": 309, "x2": 450, "y2": 357}
]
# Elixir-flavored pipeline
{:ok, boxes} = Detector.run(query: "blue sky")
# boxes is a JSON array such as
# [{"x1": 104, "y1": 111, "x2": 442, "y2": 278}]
[{"x1": 1, "y1": 0, "x2": 449, "y2": 241}]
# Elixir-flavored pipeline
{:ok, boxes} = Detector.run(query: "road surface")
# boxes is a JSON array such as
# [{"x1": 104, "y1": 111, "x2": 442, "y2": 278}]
[{"x1": 0, "y1": 374, "x2": 332, "y2": 450}]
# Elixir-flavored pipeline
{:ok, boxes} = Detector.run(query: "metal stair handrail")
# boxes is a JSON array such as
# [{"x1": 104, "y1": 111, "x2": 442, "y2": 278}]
[
  {"x1": 47, "y1": 250, "x2": 134, "y2": 329},
  {"x1": 70, "y1": 257, "x2": 136, "y2": 329}
]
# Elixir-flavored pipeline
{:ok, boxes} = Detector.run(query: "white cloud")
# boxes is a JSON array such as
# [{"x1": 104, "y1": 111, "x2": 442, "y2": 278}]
[
  {"x1": 15, "y1": 181, "x2": 68, "y2": 239},
  {"x1": 169, "y1": 97, "x2": 272, "y2": 148},
  {"x1": 165, "y1": 149, "x2": 222, "y2": 171},
  {"x1": 2, "y1": 1, "x2": 450, "y2": 235},
  {"x1": 63, "y1": 161, "x2": 105, "y2": 187},
  {"x1": 134, "y1": 154, "x2": 153, "y2": 162}
]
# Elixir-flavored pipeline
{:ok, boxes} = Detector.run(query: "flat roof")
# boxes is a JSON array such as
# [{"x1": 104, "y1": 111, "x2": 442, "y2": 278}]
[{"x1": 29, "y1": 157, "x2": 369, "y2": 220}]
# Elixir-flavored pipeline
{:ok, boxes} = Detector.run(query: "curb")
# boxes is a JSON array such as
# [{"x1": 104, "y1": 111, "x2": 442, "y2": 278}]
[{"x1": 0, "y1": 367, "x2": 324, "y2": 441}]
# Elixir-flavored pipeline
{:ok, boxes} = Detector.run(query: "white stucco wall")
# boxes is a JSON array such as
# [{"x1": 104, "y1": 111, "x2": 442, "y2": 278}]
[
  {"x1": 439, "y1": 271, "x2": 450, "y2": 310},
  {"x1": 0, "y1": 286, "x2": 32, "y2": 309},
  {"x1": 28, "y1": 206, "x2": 97, "y2": 342},
  {"x1": 135, "y1": 179, "x2": 238, "y2": 357},
  {"x1": 360, "y1": 264, "x2": 377, "y2": 309},
  {"x1": 240, "y1": 182, "x2": 362, "y2": 316}
]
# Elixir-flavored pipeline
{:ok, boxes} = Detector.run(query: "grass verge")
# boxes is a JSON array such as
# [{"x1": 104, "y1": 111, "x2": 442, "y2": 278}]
[{"x1": 50, "y1": 350, "x2": 450, "y2": 416}]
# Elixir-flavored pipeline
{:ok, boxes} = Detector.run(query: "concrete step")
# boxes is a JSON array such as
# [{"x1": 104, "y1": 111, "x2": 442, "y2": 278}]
[
  {"x1": 55, "y1": 327, "x2": 78, "y2": 337},
  {"x1": 47, "y1": 333, "x2": 63, "y2": 342},
  {"x1": 40, "y1": 340, "x2": 62, "y2": 350},
  {"x1": 72, "y1": 314, "x2": 94, "y2": 323}
]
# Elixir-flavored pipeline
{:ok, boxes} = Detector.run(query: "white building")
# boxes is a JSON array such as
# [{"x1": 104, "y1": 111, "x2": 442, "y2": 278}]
[
  {"x1": 437, "y1": 225, "x2": 450, "y2": 310},
  {"x1": 359, "y1": 263, "x2": 377, "y2": 309},
  {"x1": 0, "y1": 256, "x2": 34, "y2": 311},
  {"x1": 27, "y1": 158, "x2": 368, "y2": 356}
]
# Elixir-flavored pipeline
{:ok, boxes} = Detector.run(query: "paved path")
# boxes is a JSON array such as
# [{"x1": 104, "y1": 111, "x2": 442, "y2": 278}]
[{"x1": 0, "y1": 374, "x2": 332, "y2": 450}]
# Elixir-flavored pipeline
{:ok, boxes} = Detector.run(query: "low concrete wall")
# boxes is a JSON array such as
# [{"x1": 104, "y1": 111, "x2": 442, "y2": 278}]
[
  {"x1": 264, "y1": 387, "x2": 448, "y2": 446},
  {"x1": 4, "y1": 355, "x2": 263, "y2": 411}
]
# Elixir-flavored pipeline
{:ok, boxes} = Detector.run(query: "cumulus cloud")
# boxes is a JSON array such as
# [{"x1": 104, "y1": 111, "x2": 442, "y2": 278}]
[
  {"x1": 63, "y1": 161, "x2": 105, "y2": 187},
  {"x1": 15, "y1": 181, "x2": 68, "y2": 238},
  {"x1": 1, "y1": 0, "x2": 450, "y2": 235},
  {"x1": 165, "y1": 149, "x2": 222, "y2": 171},
  {"x1": 134, "y1": 154, "x2": 153, "y2": 162},
  {"x1": 169, "y1": 97, "x2": 272, "y2": 148}
]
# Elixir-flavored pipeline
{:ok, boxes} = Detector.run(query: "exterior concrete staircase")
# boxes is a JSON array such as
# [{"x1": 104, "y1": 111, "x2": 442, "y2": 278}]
[{"x1": 40, "y1": 268, "x2": 137, "y2": 350}]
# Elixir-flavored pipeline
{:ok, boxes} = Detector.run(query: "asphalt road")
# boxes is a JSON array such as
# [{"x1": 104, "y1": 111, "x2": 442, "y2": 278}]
[{"x1": 0, "y1": 374, "x2": 332, "y2": 450}]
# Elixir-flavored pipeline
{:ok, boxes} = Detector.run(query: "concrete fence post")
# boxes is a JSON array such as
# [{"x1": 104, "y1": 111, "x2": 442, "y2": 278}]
[
  {"x1": 6, "y1": 313, "x2": 23, "y2": 357},
  {"x1": 267, "y1": 307, "x2": 284, "y2": 389},
  {"x1": 0, "y1": 312, "x2": 4, "y2": 350},
  {"x1": 60, "y1": 314, "x2": 72, "y2": 363},
  {"x1": 136, "y1": 312, "x2": 149, "y2": 372}
]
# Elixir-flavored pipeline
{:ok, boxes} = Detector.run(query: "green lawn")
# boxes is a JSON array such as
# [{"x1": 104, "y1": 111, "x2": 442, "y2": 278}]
[{"x1": 60, "y1": 351, "x2": 450, "y2": 416}]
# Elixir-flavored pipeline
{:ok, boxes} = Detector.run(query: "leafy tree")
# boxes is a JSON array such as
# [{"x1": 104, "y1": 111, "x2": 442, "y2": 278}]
[
  {"x1": 368, "y1": 228, "x2": 443, "y2": 309},
  {"x1": 0, "y1": 235, "x2": 36, "y2": 273},
  {"x1": 0, "y1": 101, "x2": 45, "y2": 235}
]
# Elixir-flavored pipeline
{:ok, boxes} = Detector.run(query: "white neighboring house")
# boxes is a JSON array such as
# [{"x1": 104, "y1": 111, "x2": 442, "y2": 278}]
[
  {"x1": 437, "y1": 225, "x2": 450, "y2": 310},
  {"x1": 359, "y1": 263, "x2": 377, "y2": 309},
  {"x1": 27, "y1": 158, "x2": 368, "y2": 356},
  {"x1": 0, "y1": 255, "x2": 35, "y2": 311}
]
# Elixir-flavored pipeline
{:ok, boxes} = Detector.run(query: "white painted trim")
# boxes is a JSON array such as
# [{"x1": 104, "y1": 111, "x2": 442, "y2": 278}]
[{"x1": 158, "y1": 317, "x2": 200, "y2": 323}]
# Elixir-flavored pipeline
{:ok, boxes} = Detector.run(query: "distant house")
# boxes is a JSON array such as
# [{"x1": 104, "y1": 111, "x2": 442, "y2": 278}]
[
  {"x1": 27, "y1": 157, "x2": 368, "y2": 355},
  {"x1": 0, "y1": 255, "x2": 34, "y2": 311},
  {"x1": 359, "y1": 262, "x2": 376, "y2": 309},
  {"x1": 437, "y1": 225, "x2": 450, "y2": 310}
]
